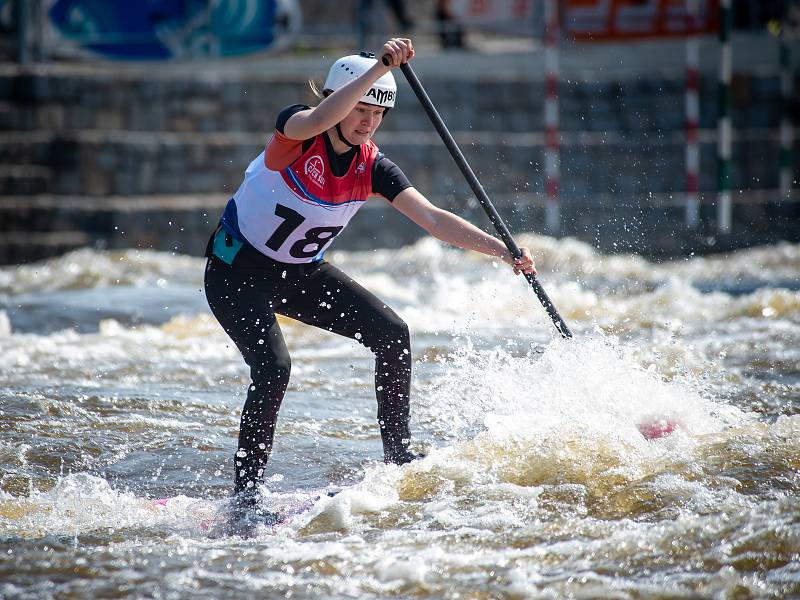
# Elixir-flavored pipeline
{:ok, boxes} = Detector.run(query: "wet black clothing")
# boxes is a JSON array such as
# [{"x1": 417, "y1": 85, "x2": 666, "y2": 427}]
[{"x1": 204, "y1": 240, "x2": 414, "y2": 494}]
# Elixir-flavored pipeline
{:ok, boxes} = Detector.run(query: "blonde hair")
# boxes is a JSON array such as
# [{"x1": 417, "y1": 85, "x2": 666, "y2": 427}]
[{"x1": 308, "y1": 79, "x2": 331, "y2": 102}]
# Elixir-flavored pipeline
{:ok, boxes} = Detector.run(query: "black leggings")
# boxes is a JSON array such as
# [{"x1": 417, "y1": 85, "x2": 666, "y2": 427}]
[{"x1": 204, "y1": 252, "x2": 413, "y2": 494}]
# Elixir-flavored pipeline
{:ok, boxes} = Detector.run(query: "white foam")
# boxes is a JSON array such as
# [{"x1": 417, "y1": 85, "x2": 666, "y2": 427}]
[
  {"x1": 0, "y1": 248, "x2": 203, "y2": 296},
  {"x1": 3, "y1": 473, "x2": 210, "y2": 538}
]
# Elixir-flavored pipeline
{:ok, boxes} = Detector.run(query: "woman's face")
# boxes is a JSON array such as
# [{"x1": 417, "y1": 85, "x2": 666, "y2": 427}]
[{"x1": 338, "y1": 102, "x2": 384, "y2": 145}]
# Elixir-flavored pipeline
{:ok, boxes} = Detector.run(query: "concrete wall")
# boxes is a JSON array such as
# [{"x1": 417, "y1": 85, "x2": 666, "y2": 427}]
[{"x1": 1, "y1": 34, "x2": 798, "y2": 263}]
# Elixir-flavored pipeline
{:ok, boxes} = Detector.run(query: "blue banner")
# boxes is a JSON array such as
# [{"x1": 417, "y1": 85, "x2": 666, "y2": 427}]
[{"x1": 47, "y1": 0, "x2": 288, "y2": 60}]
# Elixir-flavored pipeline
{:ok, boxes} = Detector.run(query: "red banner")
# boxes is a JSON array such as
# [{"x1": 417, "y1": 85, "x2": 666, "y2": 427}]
[{"x1": 564, "y1": 0, "x2": 719, "y2": 40}]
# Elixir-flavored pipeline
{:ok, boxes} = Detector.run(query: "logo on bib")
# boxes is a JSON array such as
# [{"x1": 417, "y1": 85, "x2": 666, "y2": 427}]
[
  {"x1": 304, "y1": 155, "x2": 325, "y2": 187},
  {"x1": 356, "y1": 161, "x2": 365, "y2": 175}
]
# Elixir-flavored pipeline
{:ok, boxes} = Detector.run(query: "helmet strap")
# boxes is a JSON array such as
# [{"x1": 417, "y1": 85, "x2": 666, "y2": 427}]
[{"x1": 335, "y1": 123, "x2": 358, "y2": 148}]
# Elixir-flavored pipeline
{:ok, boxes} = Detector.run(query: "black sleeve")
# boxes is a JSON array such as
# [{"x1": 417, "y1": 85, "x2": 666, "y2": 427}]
[
  {"x1": 372, "y1": 155, "x2": 412, "y2": 202},
  {"x1": 275, "y1": 104, "x2": 310, "y2": 134}
]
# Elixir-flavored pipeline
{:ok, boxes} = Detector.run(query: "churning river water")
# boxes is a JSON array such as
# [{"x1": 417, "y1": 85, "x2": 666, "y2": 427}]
[{"x1": 0, "y1": 236, "x2": 798, "y2": 599}]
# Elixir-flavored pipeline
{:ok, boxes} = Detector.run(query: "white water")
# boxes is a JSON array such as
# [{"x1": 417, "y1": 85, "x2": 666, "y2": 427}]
[{"x1": 1, "y1": 238, "x2": 799, "y2": 598}]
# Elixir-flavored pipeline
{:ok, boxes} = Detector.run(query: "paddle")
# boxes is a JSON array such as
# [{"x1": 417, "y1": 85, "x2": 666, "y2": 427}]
[{"x1": 384, "y1": 56, "x2": 573, "y2": 338}]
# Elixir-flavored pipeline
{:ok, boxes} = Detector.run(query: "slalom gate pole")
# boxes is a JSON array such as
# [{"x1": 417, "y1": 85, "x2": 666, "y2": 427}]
[
  {"x1": 386, "y1": 57, "x2": 573, "y2": 338},
  {"x1": 716, "y1": 0, "x2": 733, "y2": 233},
  {"x1": 779, "y1": 20, "x2": 793, "y2": 201}
]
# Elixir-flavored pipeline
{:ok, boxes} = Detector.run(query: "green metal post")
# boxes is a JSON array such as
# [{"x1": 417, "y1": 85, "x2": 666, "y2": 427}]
[
  {"x1": 779, "y1": 24, "x2": 794, "y2": 200},
  {"x1": 716, "y1": 0, "x2": 732, "y2": 233}
]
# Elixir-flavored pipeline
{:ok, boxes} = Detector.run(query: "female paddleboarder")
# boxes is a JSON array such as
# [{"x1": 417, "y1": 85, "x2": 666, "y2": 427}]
[{"x1": 204, "y1": 37, "x2": 536, "y2": 512}]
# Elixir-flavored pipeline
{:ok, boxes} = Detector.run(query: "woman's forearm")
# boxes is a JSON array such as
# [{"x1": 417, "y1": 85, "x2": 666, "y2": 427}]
[
  {"x1": 393, "y1": 188, "x2": 510, "y2": 262},
  {"x1": 427, "y1": 208, "x2": 510, "y2": 262}
]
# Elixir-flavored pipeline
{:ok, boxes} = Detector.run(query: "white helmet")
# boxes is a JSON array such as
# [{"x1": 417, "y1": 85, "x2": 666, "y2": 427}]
[{"x1": 323, "y1": 51, "x2": 397, "y2": 108}]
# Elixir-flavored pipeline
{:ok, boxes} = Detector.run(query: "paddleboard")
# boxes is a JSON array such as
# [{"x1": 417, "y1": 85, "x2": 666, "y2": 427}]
[{"x1": 147, "y1": 488, "x2": 338, "y2": 537}]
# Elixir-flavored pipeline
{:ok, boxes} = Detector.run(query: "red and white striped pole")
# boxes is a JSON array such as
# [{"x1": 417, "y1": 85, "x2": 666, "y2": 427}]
[
  {"x1": 544, "y1": 0, "x2": 561, "y2": 235},
  {"x1": 685, "y1": 0, "x2": 700, "y2": 228}
]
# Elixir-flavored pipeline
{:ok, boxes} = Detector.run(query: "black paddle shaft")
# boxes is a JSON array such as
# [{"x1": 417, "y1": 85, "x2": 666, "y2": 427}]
[{"x1": 395, "y1": 61, "x2": 573, "y2": 338}]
